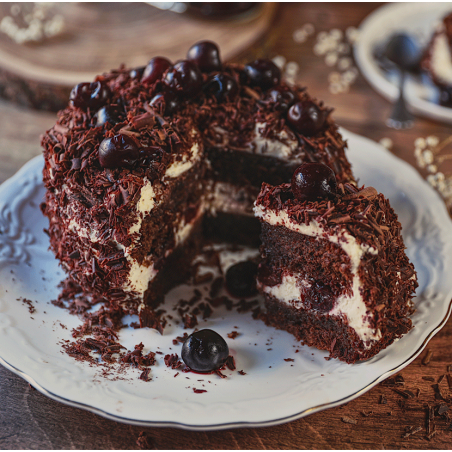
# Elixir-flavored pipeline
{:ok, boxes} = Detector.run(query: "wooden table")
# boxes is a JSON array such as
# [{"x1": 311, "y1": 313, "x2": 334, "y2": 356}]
[{"x1": 1, "y1": 3, "x2": 452, "y2": 449}]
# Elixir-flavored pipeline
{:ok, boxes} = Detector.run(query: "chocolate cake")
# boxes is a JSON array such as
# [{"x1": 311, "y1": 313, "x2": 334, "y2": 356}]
[
  {"x1": 422, "y1": 12, "x2": 452, "y2": 106},
  {"x1": 41, "y1": 41, "x2": 354, "y2": 324},
  {"x1": 254, "y1": 164, "x2": 417, "y2": 363}
]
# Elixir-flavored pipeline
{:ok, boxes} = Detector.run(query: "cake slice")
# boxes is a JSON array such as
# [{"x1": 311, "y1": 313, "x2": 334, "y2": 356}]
[{"x1": 254, "y1": 163, "x2": 417, "y2": 363}]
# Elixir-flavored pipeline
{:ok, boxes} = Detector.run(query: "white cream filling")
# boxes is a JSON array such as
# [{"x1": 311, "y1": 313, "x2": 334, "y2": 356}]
[
  {"x1": 165, "y1": 142, "x2": 201, "y2": 178},
  {"x1": 430, "y1": 31, "x2": 452, "y2": 84},
  {"x1": 253, "y1": 122, "x2": 299, "y2": 158},
  {"x1": 254, "y1": 204, "x2": 382, "y2": 346}
]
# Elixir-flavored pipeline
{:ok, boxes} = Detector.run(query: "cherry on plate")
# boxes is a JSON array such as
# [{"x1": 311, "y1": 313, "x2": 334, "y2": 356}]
[{"x1": 181, "y1": 329, "x2": 229, "y2": 372}]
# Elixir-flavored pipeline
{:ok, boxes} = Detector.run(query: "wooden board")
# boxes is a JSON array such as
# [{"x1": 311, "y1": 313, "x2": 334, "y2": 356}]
[{"x1": 0, "y1": 2, "x2": 277, "y2": 111}]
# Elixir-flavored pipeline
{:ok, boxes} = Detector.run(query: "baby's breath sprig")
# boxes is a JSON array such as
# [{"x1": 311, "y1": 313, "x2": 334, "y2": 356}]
[{"x1": 414, "y1": 135, "x2": 452, "y2": 214}]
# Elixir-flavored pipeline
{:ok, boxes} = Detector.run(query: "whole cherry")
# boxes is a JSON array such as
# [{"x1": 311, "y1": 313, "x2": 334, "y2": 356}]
[
  {"x1": 203, "y1": 73, "x2": 238, "y2": 102},
  {"x1": 98, "y1": 134, "x2": 141, "y2": 168},
  {"x1": 164, "y1": 60, "x2": 202, "y2": 97},
  {"x1": 69, "y1": 81, "x2": 111, "y2": 110},
  {"x1": 187, "y1": 41, "x2": 221, "y2": 73},
  {"x1": 181, "y1": 329, "x2": 229, "y2": 372},
  {"x1": 244, "y1": 59, "x2": 281, "y2": 90},
  {"x1": 149, "y1": 91, "x2": 179, "y2": 115},
  {"x1": 265, "y1": 85, "x2": 296, "y2": 111},
  {"x1": 141, "y1": 57, "x2": 172, "y2": 85},
  {"x1": 129, "y1": 66, "x2": 145, "y2": 80},
  {"x1": 95, "y1": 105, "x2": 123, "y2": 126},
  {"x1": 225, "y1": 261, "x2": 258, "y2": 298},
  {"x1": 287, "y1": 100, "x2": 327, "y2": 136},
  {"x1": 291, "y1": 163, "x2": 337, "y2": 202}
]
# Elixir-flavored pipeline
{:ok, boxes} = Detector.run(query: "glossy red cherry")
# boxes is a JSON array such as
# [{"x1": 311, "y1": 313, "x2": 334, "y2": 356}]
[
  {"x1": 203, "y1": 73, "x2": 238, "y2": 102},
  {"x1": 149, "y1": 91, "x2": 179, "y2": 115},
  {"x1": 181, "y1": 329, "x2": 229, "y2": 372},
  {"x1": 244, "y1": 59, "x2": 281, "y2": 90},
  {"x1": 98, "y1": 134, "x2": 141, "y2": 168},
  {"x1": 291, "y1": 163, "x2": 337, "y2": 202},
  {"x1": 129, "y1": 66, "x2": 145, "y2": 80},
  {"x1": 265, "y1": 86, "x2": 296, "y2": 111},
  {"x1": 141, "y1": 57, "x2": 172, "y2": 85},
  {"x1": 69, "y1": 81, "x2": 111, "y2": 110},
  {"x1": 95, "y1": 105, "x2": 123, "y2": 126},
  {"x1": 187, "y1": 41, "x2": 221, "y2": 73},
  {"x1": 164, "y1": 60, "x2": 203, "y2": 96},
  {"x1": 287, "y1": 100, "x2": 327, "y2": 136},
  {"x1": 225, "y1": 261, "x2": 258, "y2": 298}
]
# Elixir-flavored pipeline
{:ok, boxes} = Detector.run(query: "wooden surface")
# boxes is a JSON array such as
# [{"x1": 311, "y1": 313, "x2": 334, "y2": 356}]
[
  {"x1": 0, "y1": 2, "x2": 276, "y2": 111},
  {"x1": 1, "y1": 2, "x2": 452, "y2": 449}
]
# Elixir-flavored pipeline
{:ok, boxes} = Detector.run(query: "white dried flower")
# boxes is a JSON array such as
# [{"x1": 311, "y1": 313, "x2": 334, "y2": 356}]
[
  {"x1": 423, "y1": 150, "x2": 434, "y2": 164},
  {"x1": 427, "y1": 164, "x2": 438, "y2": 173},
  {"x1": 313, "y1": 43, "x2": 326, "y2": 56},
  {"x1": 330, "y1": 28, "x2": 343, "y2": 40},
  {"x1": 427, "y1": 175, "x2": 436, "y2": 187},
  {"x1": 329, "y1": 83, "x2": 340, "y2": 95},
  {"x1": 325, "y1": 52, "x2": 338, "y2": 67},
  {"x1": 436, "y1": 172, "x2": 445, "y2": 182},
  {"x1": 414, "y1": 137, "x2": 426, "y2": 149},
  {"x1": 337, "y1": 57, "x2": 352, "y2": 71},
  {"x1": 426, "y1": 135, "x2": 439, "y2": 147},
  {"x1": 10, "y1": 4, "x2": 21, "y2": 16},
  {"x1": 379, "y1": 137, "x2": 393, "y2": 150},
  {"x1": 285, "y1": 61, "x2": 299, "y2": 75},
  {"x1": 337, "y1": 43, "x2": 350, "y2": 54},
  {"x1": 272, "y1": 55, "x2": 286, "y2": 70},
  {"x1": 293, "y1": 29, "x2": 308, "y2": 43},
  {"x1": 304, "y1": 23, "x2": 315, "y2": 35},
  {"x1": 346, "y1": 26, "x2": 360, "y2": 43},
  {"x1": 328, "y1": 72, "x2": 341, "y2": 83}
]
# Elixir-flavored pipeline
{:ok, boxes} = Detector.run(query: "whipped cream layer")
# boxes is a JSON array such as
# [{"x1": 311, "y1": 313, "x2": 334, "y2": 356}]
[{"x1": 254, "y1": 204, "x2": 383, "y2": 346}]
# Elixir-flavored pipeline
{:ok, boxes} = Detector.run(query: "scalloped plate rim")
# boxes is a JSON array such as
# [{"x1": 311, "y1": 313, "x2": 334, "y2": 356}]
[{"x1": 0, "y1": 128, "x2": 451, "y2": 430}]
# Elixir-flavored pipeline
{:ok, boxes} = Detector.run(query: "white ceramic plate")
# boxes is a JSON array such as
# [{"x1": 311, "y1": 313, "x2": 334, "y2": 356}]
[
  {"x1": 0, "y1": 129, "x2": 452, "y2": 430},
  {"x1": 355, "y1": 2, "x2": 452, "y2": 124}
]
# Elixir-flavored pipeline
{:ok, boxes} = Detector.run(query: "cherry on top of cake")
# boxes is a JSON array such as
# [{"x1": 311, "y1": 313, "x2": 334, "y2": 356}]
[{"x1": 46, "y1": 40, "x2": 339, "y2": 170}]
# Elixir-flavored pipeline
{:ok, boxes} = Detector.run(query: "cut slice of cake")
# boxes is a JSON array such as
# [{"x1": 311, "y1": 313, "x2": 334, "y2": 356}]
[{"x1": 254, "y1": 163, "x2": 417, "y2": 363}]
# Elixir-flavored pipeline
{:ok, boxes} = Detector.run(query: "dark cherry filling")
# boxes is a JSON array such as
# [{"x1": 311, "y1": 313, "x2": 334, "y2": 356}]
[
  {"x1": 187, "y1": 40, "x2": 222, "y2": 73},
  {"x1": 69, "y1": 81, "x2": 111, "y2": 110},
  {"x1": 203, "y1": 73, "x2": 238, "y2": 102},
  {"x1": 257, "y1": 263, "x2": 282, "y2": 287},
  {"x1": 244, "y1": 59, "x2": 281, "y2": 90},
  {"x1": 287, "y1": 100, "x2": 327, "y2": 136},
  {"x1": 95, "y1": 105, "x2": 123, "y2": 126},
  {"x1": 164, "y1": 60, "x2": 203, "y2": 97},
  {"x1": 225, "y1": 261, "x2": 258, "y2": 298},
  {"x1": 141, "y1": 57, "x2": 172, "y2": 85},
  {"x1": 308, "y1": 281, "x2": 335, "y2": 312},
  {"x1": 181, "y1": 329, "x2": 229, "y2": 372},
  {"x1": 291, "y1": 163, "x2": 337, "y2": 202},
  {"x1": 98, "y1": 133, "x2": 141, "y2": 168}
]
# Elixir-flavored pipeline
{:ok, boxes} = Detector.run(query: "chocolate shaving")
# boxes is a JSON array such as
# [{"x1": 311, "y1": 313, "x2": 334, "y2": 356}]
[
  {"x1": 341, "y1": 416, "x2": 357, "y2": 425},
  {"x1": 422, "y1": 349, "x2": 433, "y2": 365}
]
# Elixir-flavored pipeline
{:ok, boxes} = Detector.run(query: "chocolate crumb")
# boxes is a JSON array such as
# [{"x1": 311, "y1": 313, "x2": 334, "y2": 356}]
[
  {"x1": 193, "y1": 388, "x2": 207, "y2": 393},
  {"x1": 136, "y1": 431, "x2": 155, "y2": 450},
  {"x1": 447, "y1": 374, "x2": 452, "y2": 389},
  {"x1": 164, "y1": 353, "x2": 183, "y2": 370},
  {"x1": 225, "y1": 355, "x2": 236, "y2": 371},
  {"x1": 341, "y1": 416, "x2": 357, "y2": 425},
  {"x1": 360, "y1": 410, "x2": 372, "y2": 417},
  {"x1": 227, "y1": 331, "x2": 239, "y2": 339},
  {"x1": 422, "y1": 376, "x2": 435, "y2": 382},
  {"x1": 422, "y1": 349, "x2": 433, "y2": 365},
  {"x1": 174, "y1": 372, "x2": 179, "y2": 378},
  {"x1": 183, "y1": 313, "x2": 198, "y2": 329},
  {"x1": 402, "y1": 426, "x2": 422, "y2": 438},
  {"x1": 238, "y1": 370, "x2": 246, "y2": 375},
  {"x1": 139, "y1": 368, "x2": 151, "y2": 382},
  {"x1": 284, "y1": 358, "x2": 294, "y2": 362},
  {"x1": 380, "y1": 395, "x2": 387, "y2": 404}
]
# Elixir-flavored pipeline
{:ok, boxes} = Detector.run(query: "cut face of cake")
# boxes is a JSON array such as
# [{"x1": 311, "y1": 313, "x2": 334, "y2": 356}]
[
  {"x1": 254, "y1": 164, "x2": 418, "y2": 363},
  {"x1": 422, "y1": 12, "x2": 452, "y2": 106},
  {"x1": 41, "y1": 41, "x2": 355, "y2": 324}
]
